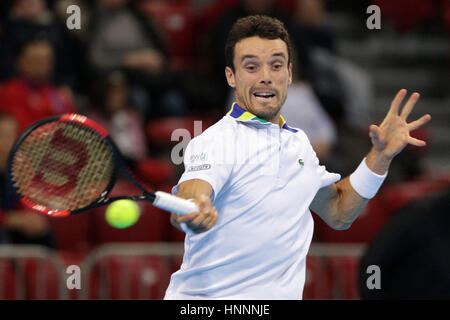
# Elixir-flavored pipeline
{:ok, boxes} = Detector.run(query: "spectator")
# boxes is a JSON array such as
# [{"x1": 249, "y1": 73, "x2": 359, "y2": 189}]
[
  {"x1": 0, "y1": 37, "x2": 76, "y2": 132},
  {"x1": 0, "y1": 113, "x2": 54, "y2": 247},
  {"x1": 87, "y1": 0, "x2": 187, "y2": 119},
  {"x1": 359, "y1": 186, "x2": 450, "y2": 299},
  {"x1": 87, "y1": 70, "x2": 176, "y2": 186},
  {"x1": 87, "y1": 71, "x2": 149, "y2": 165},
  {"x1": 0, "y1": 0, "x2": 82, "y2": 88}
]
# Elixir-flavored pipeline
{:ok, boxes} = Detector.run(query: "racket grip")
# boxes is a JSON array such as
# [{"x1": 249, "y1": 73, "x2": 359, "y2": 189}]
[{"x1": 153, "y1": 191, "x2": 199, "y2": 216}]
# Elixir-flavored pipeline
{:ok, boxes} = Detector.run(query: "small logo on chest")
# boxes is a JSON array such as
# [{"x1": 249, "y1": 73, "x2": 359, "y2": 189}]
[{"x1": 298, "y1": 158, "x2": 304, "y2": 166}]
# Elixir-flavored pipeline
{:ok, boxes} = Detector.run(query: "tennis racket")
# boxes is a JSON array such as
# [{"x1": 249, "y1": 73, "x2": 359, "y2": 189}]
[{"x1": 6, "y1": 113, "x2": 198, "y2": 218}]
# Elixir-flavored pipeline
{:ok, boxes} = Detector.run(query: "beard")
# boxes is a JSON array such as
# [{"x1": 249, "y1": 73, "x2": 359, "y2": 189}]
[
  {"x1": 236, "y1": 90, "x2": 287, "y2": 122},
  {"x1": 252, "y1": 106, "x2": 281, "y2": 121}
]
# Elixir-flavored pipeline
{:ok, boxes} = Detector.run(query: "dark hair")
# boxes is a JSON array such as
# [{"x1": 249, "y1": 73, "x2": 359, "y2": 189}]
[
  {"x1": 225, "y1": 15, "x2": 292, "y2": 71},
  {"x1": 16, "y1": 34, "x2": 53, "y2": 59}
]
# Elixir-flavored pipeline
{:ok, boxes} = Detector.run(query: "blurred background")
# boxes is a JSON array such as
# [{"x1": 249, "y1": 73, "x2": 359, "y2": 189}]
[{"x1": 0, "y1": 0, "x2": 448, "y2": 299}]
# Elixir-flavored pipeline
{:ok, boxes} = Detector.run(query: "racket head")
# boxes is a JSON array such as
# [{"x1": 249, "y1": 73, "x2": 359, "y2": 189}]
[{"x1": 6, "y1": 114, "x2": 120, "y2": 217}]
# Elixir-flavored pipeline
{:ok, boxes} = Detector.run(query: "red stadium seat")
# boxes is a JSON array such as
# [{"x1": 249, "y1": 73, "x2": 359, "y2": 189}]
[
  {"x1": 326, "y1": 256, "x2": 360, "y2": 299},
  {"x1": 20, "y1": 258, "x2": 60, "y2": 299},
  {"x1": 87, "y1": 255, "x2": 171, "y2": 299},
  {"x1": 1, "y1": 253, "x2": 85, "y2": 300},
  {"x1": 0, "y1": 259, "x2": 16, "y2": 299},
  {"x1": 303, "y1": 255, "x2": 332, "y2": 299},
  {"x1": 48, "y1": 213, "x2": 92, "y2": 252},
  {"x1": 135, "y1": 157, "x2": 175, "y2": 187}
]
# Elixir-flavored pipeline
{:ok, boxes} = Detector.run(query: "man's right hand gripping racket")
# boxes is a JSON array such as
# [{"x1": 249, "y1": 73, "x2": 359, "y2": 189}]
[{"x1": 6, "y1": 114, "x2": 198, "y2": 221}]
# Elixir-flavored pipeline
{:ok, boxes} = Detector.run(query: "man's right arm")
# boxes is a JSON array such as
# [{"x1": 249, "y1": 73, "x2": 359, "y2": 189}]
[{"x1": 171, "y1": 179, "x2": 219, "y2": 233}]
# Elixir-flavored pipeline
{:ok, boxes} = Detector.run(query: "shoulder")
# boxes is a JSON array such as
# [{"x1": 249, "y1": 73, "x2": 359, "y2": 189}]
[
  {"x1": 286, "y1": 125, "x2": 310, "y2": 143},
  {"x1": 185, "y1": 117, "x2": 238, "y2": 162},
  {"x1": 286, "y1": 126, "x2": 317, "y2": 155},
  {"x1": 190, "y1": 116, "x2": 237, "y2": 143}
]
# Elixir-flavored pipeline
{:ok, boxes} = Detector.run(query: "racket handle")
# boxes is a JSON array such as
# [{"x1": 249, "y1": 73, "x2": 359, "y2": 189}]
[{"x1": 153, "y1": 191, "x2": 199, "y2": 216}]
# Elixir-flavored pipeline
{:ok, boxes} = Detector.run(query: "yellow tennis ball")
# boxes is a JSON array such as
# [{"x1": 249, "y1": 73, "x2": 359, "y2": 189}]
[{"x1": 105, "y1": 200, "x2": 140, "y2": 229}]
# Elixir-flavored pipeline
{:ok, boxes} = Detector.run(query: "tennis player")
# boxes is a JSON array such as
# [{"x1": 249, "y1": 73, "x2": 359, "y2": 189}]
[{"x1": 164, "y1": 15, "x2": 431, "y2": 300}]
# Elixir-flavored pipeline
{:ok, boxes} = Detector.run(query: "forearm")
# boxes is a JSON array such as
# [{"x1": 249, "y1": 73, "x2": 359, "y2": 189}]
[
  {"x1": 333, "y1": 178, "x2": 369, "y2": 229},
  {"x1": 312, "y1": 151, "x2": 389, "y2": 230}
]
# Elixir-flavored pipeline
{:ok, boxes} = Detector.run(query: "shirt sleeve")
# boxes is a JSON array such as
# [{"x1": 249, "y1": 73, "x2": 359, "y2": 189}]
[
  {"x1": 172, "y1": 130, "x2": 234, "y2": 202},
  {"x1": 314, "y1": 154, "x2": 341, "y2": 188},
  {"x1": 302, "y1": 130, "x2": 341, "y2": 189}
]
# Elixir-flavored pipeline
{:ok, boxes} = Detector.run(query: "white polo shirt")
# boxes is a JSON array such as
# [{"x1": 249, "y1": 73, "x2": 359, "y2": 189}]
[{"x1": 164, "y1": 103, "x2": 341, "y2": 300}]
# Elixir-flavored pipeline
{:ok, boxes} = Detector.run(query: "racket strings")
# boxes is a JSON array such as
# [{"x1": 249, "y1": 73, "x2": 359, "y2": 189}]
[{"x1": 11, "y1": 121, "x2": 114, "y2": 211}]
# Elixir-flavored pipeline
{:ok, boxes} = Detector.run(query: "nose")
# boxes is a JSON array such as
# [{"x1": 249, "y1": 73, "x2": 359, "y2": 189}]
[{"x1": 259, "y1": 65, "x2": 272, "y2": 85}]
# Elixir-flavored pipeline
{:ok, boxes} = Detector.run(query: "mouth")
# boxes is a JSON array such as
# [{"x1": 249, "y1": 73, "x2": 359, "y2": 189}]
[{"x1": 252, "y1": 91, "x2": 276, "y2": 100}]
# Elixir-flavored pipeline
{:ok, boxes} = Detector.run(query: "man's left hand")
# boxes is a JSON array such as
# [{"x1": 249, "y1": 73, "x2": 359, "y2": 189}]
[{"x1": 369, "y1": 89, "x2": 431, "y2": 160}]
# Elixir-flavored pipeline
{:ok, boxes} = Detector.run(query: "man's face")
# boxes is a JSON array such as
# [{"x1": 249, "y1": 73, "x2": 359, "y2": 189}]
[
  {"x1": 225, "y1": 36, "x2": 292, "y2": 124},
  {"x1": 17, "y1": 42, "x2": 54, "y2": 85}
]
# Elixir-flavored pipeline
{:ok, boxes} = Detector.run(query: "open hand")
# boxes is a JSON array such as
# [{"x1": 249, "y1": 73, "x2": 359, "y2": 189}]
[{"x1": 369, "y1": 89, "x2": 431, "y2": 160}]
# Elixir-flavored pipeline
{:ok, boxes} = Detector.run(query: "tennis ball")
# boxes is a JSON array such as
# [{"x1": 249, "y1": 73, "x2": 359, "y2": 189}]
[{"x1": 105, "y1": 200, "x2": 140, "y2": 229}]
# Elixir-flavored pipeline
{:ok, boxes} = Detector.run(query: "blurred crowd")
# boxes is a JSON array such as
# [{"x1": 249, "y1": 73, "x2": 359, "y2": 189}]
[{"x1": 0, "y1": 0, "x2": 448, "y2": 252}]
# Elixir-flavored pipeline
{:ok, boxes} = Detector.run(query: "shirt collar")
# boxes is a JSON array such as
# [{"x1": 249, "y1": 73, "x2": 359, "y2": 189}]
[{"x1": 227, "y1": 102, "x2": 298, "y2": 133}]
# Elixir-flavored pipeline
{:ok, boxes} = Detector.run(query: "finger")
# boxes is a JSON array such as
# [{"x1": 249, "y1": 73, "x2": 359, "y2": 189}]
[
  {"x1": 407, "y1": 136, "x2": 427, "y2": 147},
  {"x1": 400, "y1": 92, "x2": 420, "y2": 120},
  {"x1": 190, "y1": 209, "x2": 213, "y2": 226},
  {"x1": 199, "y1": 214, "x2": 213, "y2": 229},
  {"x1": 389, "y1": 89, "x2": 407, "y2": 115},
  {"x1": 206, "y1": 211, "x2": 219, "y2": 229},
  {"x1": 177, "y1": 211, "x2": 200, "y2": 223},
  {"x1": 407, "y1": 114, "x2": 431, "y2": 131},
  {"x1": 203, "y1": 209, "x2": 219, "y2": 228},
  {"x1": 369, "y1": 124, "x2": 381, "y2": 141}
]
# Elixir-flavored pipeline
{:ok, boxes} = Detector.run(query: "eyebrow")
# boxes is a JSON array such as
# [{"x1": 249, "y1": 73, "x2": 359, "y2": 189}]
[{"x1": 240, "y1": 52, "x2": 287, "y2": 63}]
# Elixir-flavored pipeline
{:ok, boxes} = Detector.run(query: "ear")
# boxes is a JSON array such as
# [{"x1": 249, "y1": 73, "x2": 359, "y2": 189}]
[
  {"x1": 288, "y1": 62, "x2": 293, "y2": 86},
  {"x1": 225, "y1": 66, "x2": 236, "y2": 88}
]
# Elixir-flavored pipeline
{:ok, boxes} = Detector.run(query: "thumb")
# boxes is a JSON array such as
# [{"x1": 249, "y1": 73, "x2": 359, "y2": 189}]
[{"x1": 369, "y1": 125, "x2": 380, "y2": 140}]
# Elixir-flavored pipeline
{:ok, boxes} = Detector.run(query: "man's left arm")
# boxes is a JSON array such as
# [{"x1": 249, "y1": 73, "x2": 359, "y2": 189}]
[{"x1": 311, "y1": 89, "x2": 431, "y2": 230}]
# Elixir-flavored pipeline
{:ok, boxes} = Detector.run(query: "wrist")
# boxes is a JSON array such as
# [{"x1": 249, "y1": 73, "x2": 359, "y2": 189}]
[
  {"x1": 350, "y1": 157, "x2": 388, "y2": 199},
  {"x1": 366, "y1": 148, "x2": 392, "y2": 175}
]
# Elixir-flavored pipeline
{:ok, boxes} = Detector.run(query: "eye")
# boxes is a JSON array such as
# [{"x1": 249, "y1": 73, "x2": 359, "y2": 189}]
[
  {"x1": 273, "y1": 63, "x2": 283, "y2": 70},
  {"x1": 246, "y1": 65, "x2": 257, "y2": 71}
]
